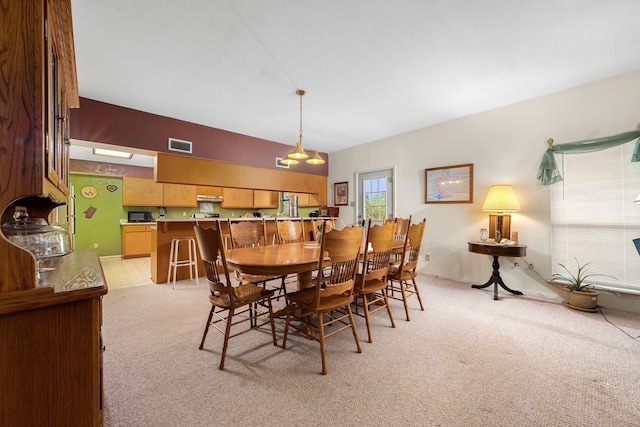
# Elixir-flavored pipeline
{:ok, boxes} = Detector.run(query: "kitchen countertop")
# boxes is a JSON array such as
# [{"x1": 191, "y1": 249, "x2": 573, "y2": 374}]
[
  {"x1": 120, "y1": 220, "x2": 157, "y2": 225},
  {"x1": 155, "y1": 217, "x2": 330, "y2": 222}
]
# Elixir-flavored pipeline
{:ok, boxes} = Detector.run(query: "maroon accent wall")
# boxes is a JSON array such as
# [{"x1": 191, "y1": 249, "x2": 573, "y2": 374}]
[{"x1": 69, "y1": 98, "x2": 328, "y2": 176}]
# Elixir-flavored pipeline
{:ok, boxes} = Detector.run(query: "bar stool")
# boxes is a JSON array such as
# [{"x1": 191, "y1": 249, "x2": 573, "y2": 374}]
[{"x1": 167, "y1": 237, "x2": 199, "y2": 289}]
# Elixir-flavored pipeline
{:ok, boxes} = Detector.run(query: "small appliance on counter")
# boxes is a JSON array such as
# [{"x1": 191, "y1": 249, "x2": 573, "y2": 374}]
[{"x1": 128, "y1": 211, "x2": 153, "y2": 223}]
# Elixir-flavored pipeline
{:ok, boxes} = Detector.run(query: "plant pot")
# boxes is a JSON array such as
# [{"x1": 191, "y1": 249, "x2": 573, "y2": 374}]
[{"x1": 564, "y1": 287, "x2": 599, "y2": 312}]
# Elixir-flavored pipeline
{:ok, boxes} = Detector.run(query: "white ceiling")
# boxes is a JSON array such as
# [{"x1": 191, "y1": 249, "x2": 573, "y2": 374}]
[{"x1": 71, "y1": 0, "x2": 640, "y2": 156}]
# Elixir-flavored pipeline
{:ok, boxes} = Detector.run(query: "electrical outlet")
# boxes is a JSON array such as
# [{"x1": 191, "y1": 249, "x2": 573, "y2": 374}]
[
  {"x1": 424, "y1": 253, "x2": 430, "y2": 261},
  {"x1": 93, "y1": 243, "x2": 98, "y2": 248},
  {"x1": 183, "y1": 211, "x2": 186, "y2": 217}
]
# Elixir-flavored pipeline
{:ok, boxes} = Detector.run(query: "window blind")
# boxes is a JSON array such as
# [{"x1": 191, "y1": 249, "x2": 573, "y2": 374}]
[{"x1": 550, "y1": 140, "x2": 640, "y2": 290}]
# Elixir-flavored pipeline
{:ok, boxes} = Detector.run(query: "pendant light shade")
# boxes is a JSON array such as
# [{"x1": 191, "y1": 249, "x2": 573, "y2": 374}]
[{"x1": 306, "y1": 150, "x2": 325, "y2": 165}]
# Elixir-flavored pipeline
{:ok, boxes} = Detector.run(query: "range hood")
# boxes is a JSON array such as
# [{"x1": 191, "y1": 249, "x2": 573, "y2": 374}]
[{"x1": 196, "y1": 195, "x2": 223, "y2": 202}]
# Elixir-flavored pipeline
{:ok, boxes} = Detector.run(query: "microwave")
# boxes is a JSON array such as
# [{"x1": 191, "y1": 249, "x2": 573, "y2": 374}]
[{"x1": 128, "y1": 211, "x2": 153, "y2": 223}]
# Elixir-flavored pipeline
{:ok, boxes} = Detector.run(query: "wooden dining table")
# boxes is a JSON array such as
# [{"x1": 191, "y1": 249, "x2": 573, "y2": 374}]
[
  {"x1": 225, "y1": 241, "x2": 324, "y2": 289},
  {"x1": 224, "y1": 238, "x2": 408, "y2": 290}
]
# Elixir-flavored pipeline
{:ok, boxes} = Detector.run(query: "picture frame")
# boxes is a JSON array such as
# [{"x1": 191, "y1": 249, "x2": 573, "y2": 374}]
[
  {"x1": 334, "y1": 181, "x2": 348, "y2": 206},
  {"x1": 425, "y1": 163, "x2": 473, "y2": 204}
]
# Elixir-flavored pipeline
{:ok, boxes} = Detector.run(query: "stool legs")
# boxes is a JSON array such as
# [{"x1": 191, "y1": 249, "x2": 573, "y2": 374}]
[{"x1": 167, "y1": 238, "x2": 199, "y2": 289}]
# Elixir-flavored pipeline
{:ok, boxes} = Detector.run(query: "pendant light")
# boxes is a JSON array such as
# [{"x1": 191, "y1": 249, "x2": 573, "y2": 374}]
[
  {"x1": 287, "y1": 89, "x2": 308, "y2": 160},
  {"x1": 280, "y1": 89, "x2": 325, "y2": 166}
]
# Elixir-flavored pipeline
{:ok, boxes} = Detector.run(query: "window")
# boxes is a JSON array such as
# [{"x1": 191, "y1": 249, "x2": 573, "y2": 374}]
[
  {"x1": 550, "y1": 140, "x2": 640, "y2": 290},
  {"x1": 357, "y1": 168, "x2": 394, "y2": 224}
]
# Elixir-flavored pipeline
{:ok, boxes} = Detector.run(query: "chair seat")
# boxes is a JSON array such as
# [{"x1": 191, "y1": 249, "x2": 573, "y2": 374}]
[
  {"x1": 388, "y1": 268, "x2": 417, "y2": 282},
  {"x1": 355, "y1": 275, "x2": 388, "y2": 294},
  {"x1": 287, "y1": 288, "x2": 354, "y2": 312},
  {"x1": 210, "y1": 285, "x2": 274, "y2": 308}
]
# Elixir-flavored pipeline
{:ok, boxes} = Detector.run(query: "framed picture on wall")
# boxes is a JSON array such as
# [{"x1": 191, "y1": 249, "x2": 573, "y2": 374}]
[
  {"x1": 334, "y1": 182, "x2": 348, "y2": 206},
  {"x1": 425, "y1": 163, "x2": 473, "y2": 203}
]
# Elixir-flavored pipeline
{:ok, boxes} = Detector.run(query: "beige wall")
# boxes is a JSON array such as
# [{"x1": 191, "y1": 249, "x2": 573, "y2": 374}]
[{"x1": 329, "y1": 70, "x2": 640, "y2": 312}]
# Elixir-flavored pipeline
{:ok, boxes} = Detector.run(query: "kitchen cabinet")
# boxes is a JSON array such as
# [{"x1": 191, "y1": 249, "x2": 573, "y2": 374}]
[
  {"x1": 221, "y1": 188, "x2": 254, "y2": 208},
  {"x1": 291, "y1": 193, "x2": 320, "y2": 207},
  {"x1": 122, "y1": 177, "x2": 196, "y2": 207},
  {"x1": 220, "y1": 188, "x2": 278, "y2": 208},
  {"x1": 253, "y1": 190, "x2": 279, "y2": 208},
  {"x1": 163, "y1": 183, "x2": 197, "y2": 207},
  {"x1": 122, "y1": 177, "x2": 163, "y2": 206},
  {"x1": 196, "y1": 185, "x2": 223, "y2": 197},
  {"x1": 122, "y1": 224, "x2": 153, "y2": 258}
]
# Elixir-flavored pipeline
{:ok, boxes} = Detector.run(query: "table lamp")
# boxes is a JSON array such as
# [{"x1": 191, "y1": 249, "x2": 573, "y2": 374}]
[{"x1": 482, "y1": 185, "x2": 520, "y2": 241}]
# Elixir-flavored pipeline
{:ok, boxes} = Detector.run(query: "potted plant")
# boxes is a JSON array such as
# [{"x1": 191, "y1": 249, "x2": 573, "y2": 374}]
[{"x1": 552, "y1": 258, "x2": 615, "y2": 312}]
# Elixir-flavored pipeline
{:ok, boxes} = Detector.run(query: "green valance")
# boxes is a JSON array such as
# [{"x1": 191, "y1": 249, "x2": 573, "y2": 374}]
[{"x1": 537, "y1": 130, "x2": 640, "y2": 185}]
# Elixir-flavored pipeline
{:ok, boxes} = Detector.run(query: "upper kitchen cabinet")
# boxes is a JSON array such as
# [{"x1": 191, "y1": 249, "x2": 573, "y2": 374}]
[
  {"x1": 162, "y1": 183, "x2": 197, "y2": 207},
  {"x1": 0, "y1": 0, "x2": 79, "y2": 218},
  {"x1": 291, "y1": 193, "x2": 320, "y2": 207},
  {"x1": 122, "y1": 177, "x2": 163, "y2": 206},
  {"x1": 221, "y1": 188, "x2": 254, "y2": 208},
  {"x1": 122, "y1": 177, "x2": 196, "y2": 207},
  {"x1": 196, "y1": 186, "x2": 223, "y2": 197},
  {"x1": 253, "y1": 190, "x2": 279, "y2": 208}
]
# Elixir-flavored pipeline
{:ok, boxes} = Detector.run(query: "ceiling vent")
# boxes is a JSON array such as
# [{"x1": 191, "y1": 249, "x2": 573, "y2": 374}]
[{"x1": 168, "y1": 137, "x2": 192, "y2": 154}]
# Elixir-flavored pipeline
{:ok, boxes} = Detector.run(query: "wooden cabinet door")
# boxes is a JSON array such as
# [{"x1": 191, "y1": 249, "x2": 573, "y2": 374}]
[
  {"x1": 163, "y1": 183, "x2": 197, "y2": 207},
  {"x1": 196, "y1": 186, "x2": 222, "y2": 196},
  {"x1": 221, "y1": 188, "x2": 254, "y2": 208},
  {"x1": 291, "y1": 193, "x2": 320, "y2": 207},
  {"x1": 122, "y1": 177, "x2": 163, "y2": 206},
  {"x1": 122, "y1": 225, "x2": 149, "y2": 257},
  {"x1": 253, "y1": 190, "x2": 278, "y2": 208}
]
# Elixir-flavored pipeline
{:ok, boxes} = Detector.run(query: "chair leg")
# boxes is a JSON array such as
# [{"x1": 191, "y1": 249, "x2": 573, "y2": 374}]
[
  {"x1": 362, "y1": 294, "x2": 373, "y2": 343},
  {"x1": 282, "y1": 304, "x2": 292, "y2": 349},
  {"x1": 219, "y1": 308, "x2": 234, "y2": 370},
  {"x1": 318, "y1": 313, "x2": 327, "y2": 375},
  {"x1": 383, "y1": 288, "x2": 396, "y2": 329},
  {"x1": 267, "y1": 297, "x2": 277, "y2": 346},
  {"x1": 346, "y1": 304, "x2": 362, "y2": 354},
  {"x1": 412, "y1": 278, "x2": 425, "y2": 311},
  {"x1": 199, "y1": 306, "x2": 214, "y2": 350},
  {"x1": 399, "y1": 280, "x2": 411, "y2": 321}
]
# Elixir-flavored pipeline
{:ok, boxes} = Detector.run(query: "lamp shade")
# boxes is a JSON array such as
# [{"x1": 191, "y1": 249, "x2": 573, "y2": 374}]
[{"x1": 482, "y1": 185, "x2": 520, "y2": 212}]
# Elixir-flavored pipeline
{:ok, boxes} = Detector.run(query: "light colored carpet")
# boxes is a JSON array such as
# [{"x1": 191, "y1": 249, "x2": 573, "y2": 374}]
[{"x1": 101, "y1": 275, "x2": 640, "y2": 426}]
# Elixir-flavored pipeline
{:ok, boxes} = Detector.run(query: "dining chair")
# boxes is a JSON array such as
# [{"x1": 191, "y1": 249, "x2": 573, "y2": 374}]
[
  {"x1": 387, "y1": 218, "x2": 426, "y2": 321},
  {"x1": 228, "y1": 219, "x2": 287, "y2": 298},
  {"x1": 275, "y1": 218, "x2": 306, "y2": 244},
  {"x1": 353, "y1": 219, "x2": 396, "y2": 343},
  {"x1": 386, "y1": 215, "x2": 411, "y2": 263},
  {"x1": 310, "y1": 218, "x2": 334, "y2": 241},
  {"x1": 282, "y1": 223, "x2": 364, "y2": 375},
  {"x1": 193, "y1": 223, "x2": 277, "y2": 370}
]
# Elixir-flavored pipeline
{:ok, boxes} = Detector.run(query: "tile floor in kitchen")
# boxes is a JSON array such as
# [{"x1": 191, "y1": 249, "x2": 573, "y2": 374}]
[{"x1": 99, "y1": 256, "x2": 155, "y2": 290}]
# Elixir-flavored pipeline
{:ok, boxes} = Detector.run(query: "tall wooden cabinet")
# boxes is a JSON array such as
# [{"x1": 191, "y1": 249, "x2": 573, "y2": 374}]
[{"x1": 0, "y1": 1, "x2": 107, "y2": 425}]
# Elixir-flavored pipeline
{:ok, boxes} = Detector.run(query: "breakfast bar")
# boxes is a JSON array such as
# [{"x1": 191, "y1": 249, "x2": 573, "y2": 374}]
[{"x1": 150, "y1": 217, "x2": 332, "y2": 283}]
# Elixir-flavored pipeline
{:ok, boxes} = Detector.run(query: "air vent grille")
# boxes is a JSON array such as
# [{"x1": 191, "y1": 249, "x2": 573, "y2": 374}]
[{"x1": 168, "y1": 138, "x2": 192, "y2": 154}]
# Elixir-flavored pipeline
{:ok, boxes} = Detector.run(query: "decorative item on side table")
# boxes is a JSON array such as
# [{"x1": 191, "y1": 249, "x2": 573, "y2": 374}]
[
  {"x1": 482, "y1": 184, "x2": 520, "y2": 241},
  {"x1": 552, "y1": 258, "x2": 616, "y2": 312}
]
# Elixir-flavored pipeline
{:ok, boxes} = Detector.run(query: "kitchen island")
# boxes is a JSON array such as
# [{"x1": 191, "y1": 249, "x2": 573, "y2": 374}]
[{"x1": 151, "y1": 217, "x2": 333, "y2": 283}]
